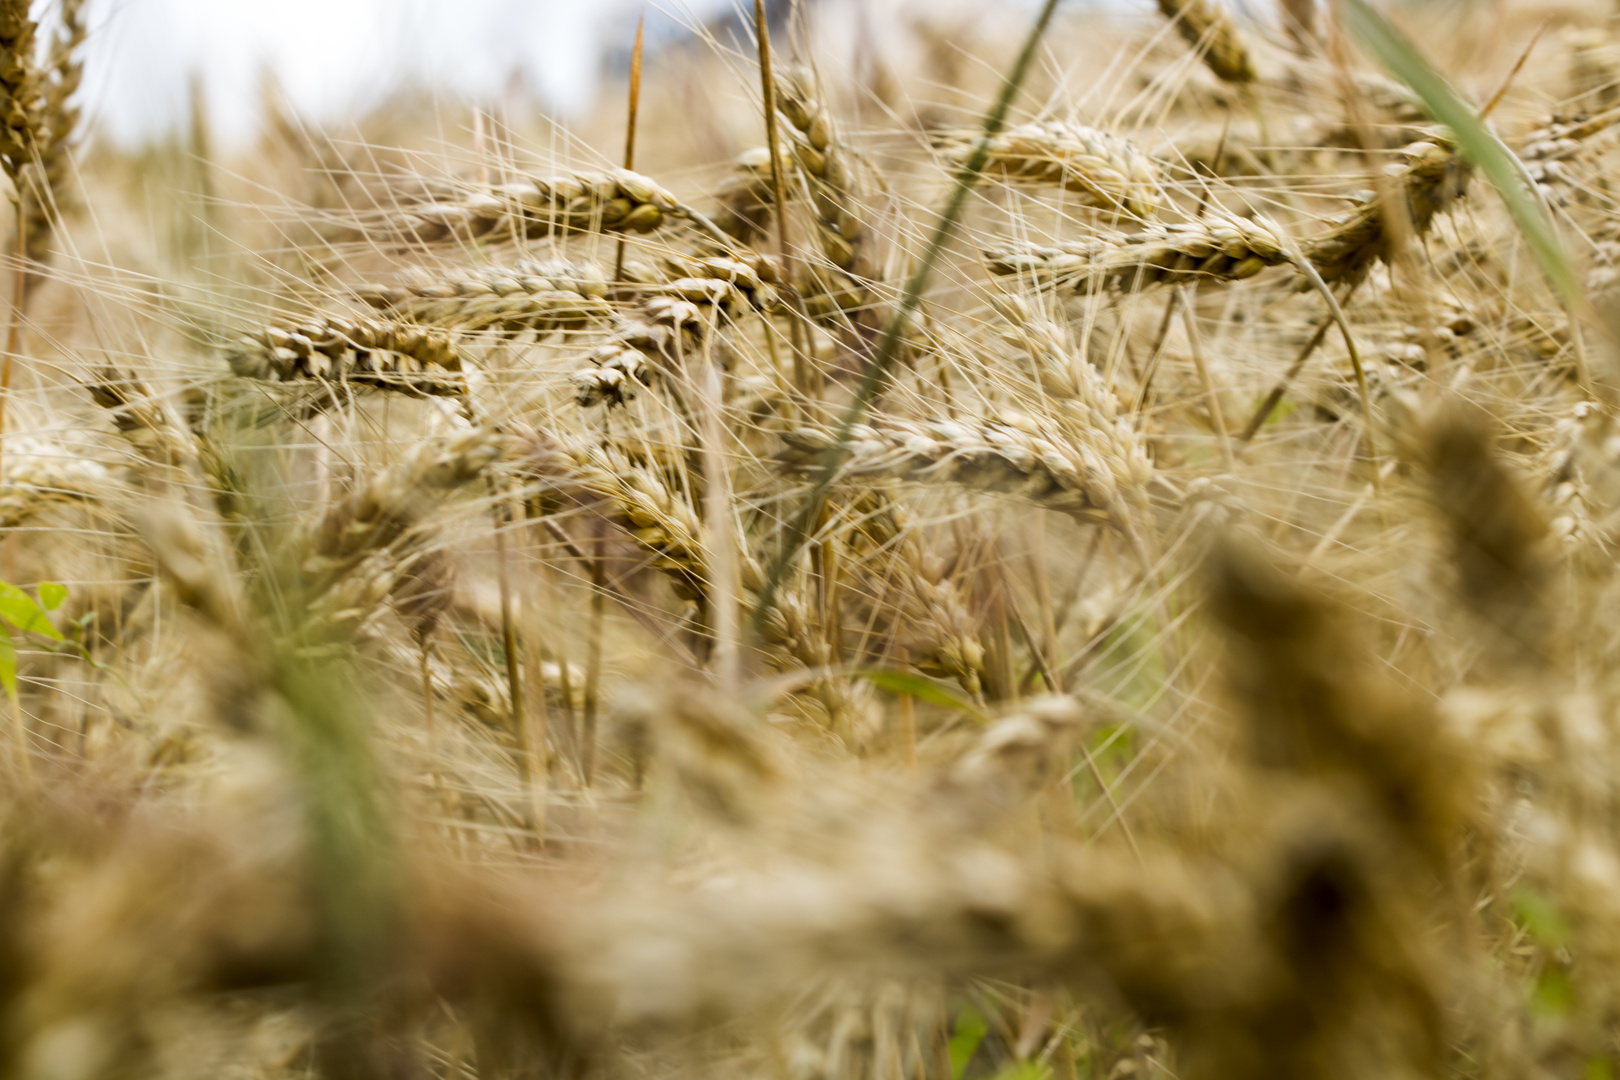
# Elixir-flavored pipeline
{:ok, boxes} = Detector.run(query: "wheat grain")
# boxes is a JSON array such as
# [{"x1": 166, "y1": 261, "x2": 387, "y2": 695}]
[
  {"x1": 225, "y1": 315, "x2": 468, "y2": 396},
  {"x1": 780, "y1": 416, "x2": 1133, "y2": 527},
  {"x1": 380, "y1": 168, "x2": 684, "y2": 243},
  {"x1": 0, "y1": 433, "x2": 106, "y2": 526},
  {"x1": 941, "y1": 121, "x2": 1163, "y2": 218},
  {"x1": 774, "y1": 68, "x2": 871, "y2": 273},
  {"x1": 0, "y1": 0, "x2": 40, "y2": 184},
  {"x1": 1157, "y1": 0, "x2": 1256, "y2": 85},
  {"x1": 985, "y1": 211, "x2": 1293, "y2": 292},
  {"x1": 1302, "y1": 139, "x2": 1471, "y2": 286},
  {"x1": 358, "y1": 258, "x2": 614, "y2": 333},
  {"x1": 21, "y1": 0, "x2": 84, "y2": 272},
  {"x1": 843, "y1": 492, "x2": 988, "y2": 696}
]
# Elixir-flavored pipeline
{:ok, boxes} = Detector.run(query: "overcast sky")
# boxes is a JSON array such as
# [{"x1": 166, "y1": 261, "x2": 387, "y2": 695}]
[
  {"x1": 84, "y1": 0, "x2": 739, "y2": 146},
  {"x1": 82, "y1": 0, "x2": 1064, "y2": 147}
]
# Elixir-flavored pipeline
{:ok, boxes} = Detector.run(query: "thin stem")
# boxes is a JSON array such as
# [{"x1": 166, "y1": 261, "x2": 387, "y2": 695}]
[
  {"x1": 1176, "y1": 287, "x2": 1234, "y2": 469},
  {"x1": 614, "y1": 13, "x2": 646, "y2": 283},
  {"x1": 0, "y1": 189, "x2": 26, "y2": 485},
  {"x1": 755, "y1": 0, "x2": 812, "y2": 395},
  {"x1": 582, "y1": 525, "x2": 606, "y2": 787},
  {"x1": 1240, "y1": 279, "x2": 1363, "y2": 444},
  {"x1": 752, "y1": 0, "x2": 1067, "y2": 637},
  {"x1": 521, "y1": 510, "x2": 551, "y2": 840},
  {"x1": 1297, "y1": 260, "x2": 1377, "y2": 478},
  {"x1": 419, "y1": 638, "x2": 437, "y2": 790},
  {"x1": 697, "y1": 325, "x2": 740, "y2": 692},
  {"x1": 1133, "y1": 288, "x2": 1182, "y2": 417},
  {"x1": 490, "y1": 479, "x2": 530, "y2": 802},
  {"x1": 895, "y1": 638, "x2": 916, "y2": 768},
  {"x1": 1240, "y1": 315, "x2": 1332, "y2": 442}
]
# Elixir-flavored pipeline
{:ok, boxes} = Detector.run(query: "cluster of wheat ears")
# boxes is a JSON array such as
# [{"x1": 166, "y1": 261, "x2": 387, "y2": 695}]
[{"x1": 9, "y1": 0, "x2": 1620, "y2": 1075}]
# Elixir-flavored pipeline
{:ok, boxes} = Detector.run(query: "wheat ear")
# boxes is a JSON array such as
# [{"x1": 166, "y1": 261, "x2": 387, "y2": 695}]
[
  {"x1": 942, "y1": 121, "x2": 1163, "y2": 219},
  {"x1": 1156, "y1": 0, "x2": 1257, "y2": 84},
  {"x1": 225, "y1": 315, "x2": 468, "y2": 397},
  {"x1": 986, "y1": 211, "x2": 1293, "y2": 293}
]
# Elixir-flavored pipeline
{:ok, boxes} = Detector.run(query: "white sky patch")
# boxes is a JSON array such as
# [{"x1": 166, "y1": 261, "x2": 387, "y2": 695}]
[{"x1": 81, "y1": 0, "x2": 741, "y2": 147}]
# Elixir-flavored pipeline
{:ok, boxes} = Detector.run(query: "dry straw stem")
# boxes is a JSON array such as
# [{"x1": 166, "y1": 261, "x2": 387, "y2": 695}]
[
  {"x1": 985, "y1": 211, "x2": 1294, "y2": 292},
  {"x1": 941, "y1": 121, "x2": 1164, "y2": 219},
  {"x1": 613, "y1": 11, "x2": 646, "y2": 283},
  {"x1": 1157, "y1": 0, "x2": 1257, "y2": 84},
  {"x1": 225, "y1": 315, "x2": 468, "y2": 396}
]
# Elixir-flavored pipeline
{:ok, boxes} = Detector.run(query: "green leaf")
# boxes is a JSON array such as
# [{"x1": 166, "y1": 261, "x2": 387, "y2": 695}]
[
  {"x1": 1341, "y1": 0, "x2": 1579, "y2": 306},
  {"x1": 0, "y1": 583, "x2": 61, "y2": 641},
  {"x1": 0, "y1": 623, "x2": 16, "y2": 703},
  {"x1": 1532, "y1": 964, "x2": 1574, "y2": 1018},
  {"x1": 857, "y1": 667, "x2": 988, "y2": 722},
  {"x1": 1514, "y1": 887, "x2": 1571, "y2": 948},
  {"x1": 948, "y1": 1005, "x2": 989, "y2": 1080},
  {"x1": 37, "y1": 582, "x2": 67, "y2": 611}
]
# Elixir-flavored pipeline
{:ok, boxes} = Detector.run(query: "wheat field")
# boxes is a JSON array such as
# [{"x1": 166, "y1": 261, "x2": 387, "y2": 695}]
[{"x1": 1, "y1": 0, "x2": 1619, "y2": 1076}]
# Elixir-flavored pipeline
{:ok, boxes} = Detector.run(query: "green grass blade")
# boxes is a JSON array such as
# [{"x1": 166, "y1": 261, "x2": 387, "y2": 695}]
[
  {"x1": 37, "y1": 582, "x2": 67, "y2": 611},
  {"x1": 0, "y1": 582, "x2": 62, "y2": 641},
  {"x1": 948, "y1": 1004, "x2": 990, "y2": 1080},
  {"x1": 0, "y1": 624, "x2": 15, "y2": 703},
  {"x1": 1341, "y1": 0, "x2": 1579, "y2": 305},
  {"x1": 857, "y1": 667, "x2": 989, "y2": 723}
]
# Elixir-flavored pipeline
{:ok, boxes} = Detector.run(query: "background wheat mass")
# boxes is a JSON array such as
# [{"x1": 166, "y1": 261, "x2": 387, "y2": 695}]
[{"x1": 0, "y1": 0, "x2": 1618, "y2": 1077}]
